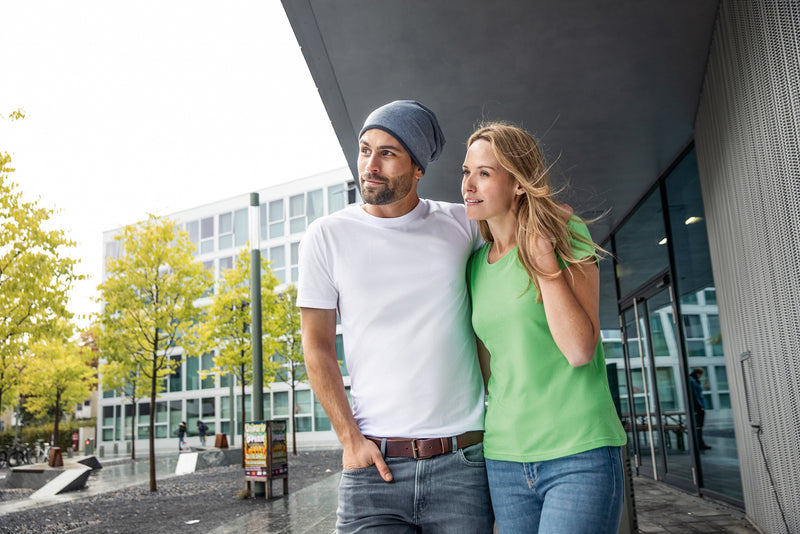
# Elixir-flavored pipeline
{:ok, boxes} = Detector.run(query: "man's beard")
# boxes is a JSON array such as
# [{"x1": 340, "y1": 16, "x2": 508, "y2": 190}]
[{"x1": 359, "y1": 171, "x2": 414, "y2": 206}]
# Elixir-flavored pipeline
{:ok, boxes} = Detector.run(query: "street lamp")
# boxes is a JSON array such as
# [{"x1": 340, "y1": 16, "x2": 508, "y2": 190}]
[{"x1": 249, "y1": 193, "x2": 265, "y2": 496}]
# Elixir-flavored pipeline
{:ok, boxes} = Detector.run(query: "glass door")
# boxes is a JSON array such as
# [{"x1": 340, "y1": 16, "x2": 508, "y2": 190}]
[{"x1": 620, "y1": 276, "x2": 697, "y2": 491}]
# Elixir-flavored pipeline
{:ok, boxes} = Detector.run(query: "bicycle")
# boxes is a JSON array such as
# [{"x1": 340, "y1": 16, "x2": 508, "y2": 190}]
[
  {"x1": 0, "y1": 442, "x2": 26, "y2": 468},
  {"x1": 34, "y1": 439, "x2": 52, "y2": 464}
]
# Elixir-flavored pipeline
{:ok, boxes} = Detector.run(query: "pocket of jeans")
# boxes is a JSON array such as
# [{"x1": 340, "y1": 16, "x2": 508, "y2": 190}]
[
  {"x1": 341, "y1": 466, "x2": 371, "y2": 475},
  {"x1": 458, "y1": 442, "x2": 486, "y2": 467}
]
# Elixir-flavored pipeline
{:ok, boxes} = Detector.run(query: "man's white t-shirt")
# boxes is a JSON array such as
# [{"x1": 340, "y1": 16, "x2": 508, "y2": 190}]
[{"x1": 297, "y1": 199, "x2": 485, "y2": 438}]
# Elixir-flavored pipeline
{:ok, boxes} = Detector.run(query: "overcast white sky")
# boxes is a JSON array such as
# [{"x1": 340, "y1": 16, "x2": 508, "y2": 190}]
[{"x1": 1, "y1": 1, "x2": 348, "y2": 326}]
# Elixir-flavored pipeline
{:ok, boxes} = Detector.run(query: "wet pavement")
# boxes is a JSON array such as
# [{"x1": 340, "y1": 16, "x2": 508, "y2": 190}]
[
  {"x1": 0, "y1": 450, "x2": 761, "y2": 533},
  {"x1": 0, "y1": 453, "x2": 179, "y2": 515}
]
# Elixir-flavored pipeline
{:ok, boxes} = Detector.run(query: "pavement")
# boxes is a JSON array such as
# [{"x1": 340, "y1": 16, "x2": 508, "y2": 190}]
[{"x1": 0, "y1": 449, "x2": 762, "y2": 533}]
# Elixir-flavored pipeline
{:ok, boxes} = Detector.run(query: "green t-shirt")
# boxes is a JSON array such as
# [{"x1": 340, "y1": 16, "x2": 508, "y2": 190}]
[{"x1": 467, "y1": 219, "x2": 627, "y2": 462}]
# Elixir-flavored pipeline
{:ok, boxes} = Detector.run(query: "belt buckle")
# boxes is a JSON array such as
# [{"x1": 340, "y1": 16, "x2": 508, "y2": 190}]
[{"x1": 411, "y1": 439, "x2": 432, "y2": 460}]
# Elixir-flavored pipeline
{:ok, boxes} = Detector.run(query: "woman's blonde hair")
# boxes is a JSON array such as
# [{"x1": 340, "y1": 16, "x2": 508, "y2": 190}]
[{"x1": 467, "y1": 122, "x2": 602, "y2": 301}]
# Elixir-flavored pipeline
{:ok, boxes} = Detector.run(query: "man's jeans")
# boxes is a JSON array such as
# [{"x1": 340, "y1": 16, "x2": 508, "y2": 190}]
[
  {"x1": 336, "y1": 443, "x2": 494, "y2": 533},
  {"x1": 486, "y1": 446, "x2": 624, "y2": 534}
]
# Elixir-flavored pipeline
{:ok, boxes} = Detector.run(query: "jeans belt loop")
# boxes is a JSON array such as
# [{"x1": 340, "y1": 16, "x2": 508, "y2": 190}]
[
  {"x1": 451, "y1": 436, "x2": 458, "y2": 453},
  {"x1": 380, "y1": 438, "x2": 387, "y2": 458}
]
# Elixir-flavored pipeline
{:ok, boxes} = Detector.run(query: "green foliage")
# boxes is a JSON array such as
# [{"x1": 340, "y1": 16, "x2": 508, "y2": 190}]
[
  {"x1": 270, "y1": 285, "x2": 305, "y2": 385},
  {"x1": 0, "y1": 418, "x2": 95, "y2": 450},
  {"x1": 97, "y1": 215, "x2": 211, "y2": 491},
  {"x1": 186, "y1": 248, "x2": 281, "y2": 388},
  {"x1": 268, "y1": 285, "x2": 305, "y2": 455},
  {"x1": 23, "y1": 327, "x2": 98, "y2": 438},
  {"x1": 1, "y1": 127, "x2": 82, "y2": 415},
  {"x1": 97, "y1": 215, "x2": 211, "y2": 388}
]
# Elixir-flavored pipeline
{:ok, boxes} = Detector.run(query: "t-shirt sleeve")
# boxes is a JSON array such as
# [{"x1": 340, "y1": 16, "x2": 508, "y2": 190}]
[
  {"x1": 296, "y1": 219, "x2": 339, "y2": 310},
  {"x1": 567, "y1": 218, "x2": 598, "y2": 264}
]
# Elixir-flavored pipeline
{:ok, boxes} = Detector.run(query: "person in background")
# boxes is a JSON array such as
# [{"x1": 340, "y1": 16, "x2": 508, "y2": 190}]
[
  {"x1": 689, "y1": 368, "x2": 711, "y2": 450},
  {"x1": 197, "y1": 420, "x2": 209, "y2": 447},
  {"x1": 462, "y1": 122, "x2": 627, "y2": 533},
  {"x1": 298, "y1": 100, "x2": 493, "y2": 533},
  {"x1": 177, "y1": 421, "x2": 188, "y2": 452}
]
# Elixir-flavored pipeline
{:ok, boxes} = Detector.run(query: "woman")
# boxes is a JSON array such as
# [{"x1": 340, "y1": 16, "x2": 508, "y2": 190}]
[{"x1": 462, "y1": 123, "x2": 627, "y2": 533}]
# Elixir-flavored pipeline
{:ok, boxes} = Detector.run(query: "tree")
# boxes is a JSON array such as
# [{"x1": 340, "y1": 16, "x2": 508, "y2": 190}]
[
  {"x1": 269, "y1": 285, "x2": 306, "y2": 455},
  {"x1": 23, "y1": 329, "x2": 97, "y2": 441},
  {"x1": 187, "y1": 248, "x2": 280, "y2": 466},
  {"x1": 1, "y1": 110, "x2": 81, "y2": 418},
  {"x1": 97, "y1": 215, "x2": 211, "y2": 492}
]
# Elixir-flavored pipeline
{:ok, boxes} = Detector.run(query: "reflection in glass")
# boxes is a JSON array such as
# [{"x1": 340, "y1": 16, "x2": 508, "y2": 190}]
[{"x1": 665, "y1": 147, "x2": 741, "y2": 501}]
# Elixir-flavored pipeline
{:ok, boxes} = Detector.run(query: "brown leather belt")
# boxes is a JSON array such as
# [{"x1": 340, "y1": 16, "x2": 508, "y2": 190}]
[{"x1": 366, "y1": 430, "x2": 483, "y2": 460}]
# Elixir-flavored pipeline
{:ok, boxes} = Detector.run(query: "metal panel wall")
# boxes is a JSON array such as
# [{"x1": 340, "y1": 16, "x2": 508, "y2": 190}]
[{"x1": 694, "y1": 1, "x2": 800, "y2": 532}]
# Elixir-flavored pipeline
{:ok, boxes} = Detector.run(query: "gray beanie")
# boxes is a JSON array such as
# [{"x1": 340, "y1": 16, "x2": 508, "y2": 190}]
[{"x1": 359, "y1": 100, "x2": 445, "y2": 173}]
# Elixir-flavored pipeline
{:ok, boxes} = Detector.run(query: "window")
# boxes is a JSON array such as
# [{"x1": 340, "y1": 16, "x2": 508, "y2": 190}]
[
  {"x1": 295, "y1": 390, "x2": 312, "y2": 432},
  {"x1": 269, "y1": 199, "x2": 284, "y2": 238},
  {"x1": 155, "y1": 402, "x2": 168, "y2": 438},
  {"x1": 202, "y1": 397, "x2": 215, "y2": 434},
  {"x1": 138, "y1": 403, "x2": 150, "y2": 439},
  {"x1": 307, "y1": 189, "x2": 323, "y2": 224},
  {"x1": 289, "y1": 190, "x2": 324, "y2": 234},
  {"x1": 289, "y1": 193, "x2": 306, "y2": 233},
  {"x1": 124, "y1": 405, "x2": 134, "y2": 440},
  {"x1": 235, "y1": 394, "x2": 252, "y2": 425},
  {"x1": 200, "y1": 217, "x2": 214, "y2": 255},
  {"x1": 170, "y1": 401, "x2": 182, "y2": 437},
  {"x1": 201, "y1": 352, "x2": 215, "y2": 389},
  {"x1": 202, "y1": 260, "x2": 214, "y2": 297},
  {"x1": 218, "y1": 212, "x2": 233, "y2": 250},
  {"x1": 186, "y1": 220, "x2": 199, "y2": 256},
  {"x1": 683, "y1": 315, "x2": 707, "y2": 356},
  {"x1": 270, "y1": 245, "x2": 286, "y2": 283},
  {"x1": 186, "y1": 356, "x2": 200, "y2": 390},
  {"x1": 102, "y1": 406, "x2": 114, "y2": 442},
  {"x1": 219, "y1": 256, "x2": 233, "y2": 273},
  {"x1": 233, "y1": 208, "x2": 248, "y2": 247},
  {"x1": 314, "y1": 393, "x2": 332, "y2": 431},
  {"x1": 273, "y1": 391, "x2": 289, "y2": 417},
  {"x1": 187, "y1": 398, "x2": 200, "y2": 434},
  {"x1": 259, "y1": 203, "x2": 268, "y2": 241},
  {"x1": 290, "y1": 242, "x2": 300, "y2": 282},
  {"x1": 328, "y1": 184, "x2": 345, "y2": 213},
  {"x1": 169, "y1": 355, "x2": 182, "y2": 392}
]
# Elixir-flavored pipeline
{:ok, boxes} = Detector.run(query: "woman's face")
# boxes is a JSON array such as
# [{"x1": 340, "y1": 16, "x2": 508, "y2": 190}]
[{"x1": 462, "y1": 139, "x2": 521, "y2": 222}]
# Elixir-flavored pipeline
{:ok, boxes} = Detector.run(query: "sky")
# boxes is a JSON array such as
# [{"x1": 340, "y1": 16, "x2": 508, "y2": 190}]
[{"x1": 1, "y1": 1, "x2": 348, "y2": 326}]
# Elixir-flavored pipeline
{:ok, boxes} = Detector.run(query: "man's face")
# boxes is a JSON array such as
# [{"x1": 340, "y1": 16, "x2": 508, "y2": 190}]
[{"x1": 357, "y1": 129, "x2": 422, "y2": 206}]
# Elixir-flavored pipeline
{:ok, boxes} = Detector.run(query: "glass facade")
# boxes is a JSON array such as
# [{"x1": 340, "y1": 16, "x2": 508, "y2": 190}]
[{"x1": 600, "y1": 146, "x2": 741, "y2": 504}]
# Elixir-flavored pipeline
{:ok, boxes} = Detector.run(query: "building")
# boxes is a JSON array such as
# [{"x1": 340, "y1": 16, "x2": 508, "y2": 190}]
[
  {"x1": 98, "y1": 168, "x2": 358, "y2": 452},
  {"x1": 279, "y1": 1, "x2": 799, "y2": 532}
]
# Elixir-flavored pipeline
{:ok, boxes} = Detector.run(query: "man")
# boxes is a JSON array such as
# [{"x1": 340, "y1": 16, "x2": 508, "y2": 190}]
[
  {"x1": 298, "y1": 100, "x2": 492, "y2": 532},
  {"x1": 689, "y1": 368, "x2": 711, "y2": 450},
  {"x1": 197, "y1": 420, "x2": 208, "y2": 447}
]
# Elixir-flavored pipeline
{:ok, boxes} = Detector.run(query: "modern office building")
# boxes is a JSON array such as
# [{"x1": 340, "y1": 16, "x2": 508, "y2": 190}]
[
  {"x1": 98, "y1": 168, "x2": 359, "y2": 452},
  {"x1": 280, "y1": 1, "x2": 798, "y2": 531}
]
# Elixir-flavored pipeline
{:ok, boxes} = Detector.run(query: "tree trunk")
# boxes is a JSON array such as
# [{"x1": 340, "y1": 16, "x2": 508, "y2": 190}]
[
  {"x1": 149, "y1": 337, "x2": 158, "y2": 492},
  {"x1": 53, "y1": 391, "x2": 61, "y2": 446}
]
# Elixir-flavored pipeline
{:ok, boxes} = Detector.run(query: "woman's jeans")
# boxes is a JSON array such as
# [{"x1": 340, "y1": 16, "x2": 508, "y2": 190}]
[
  {"x1": 336, "y1": 443, "x2": 494, "y2": 533},
  {"x1": 486, "y1": 446, "x2": 624, "y2": 534}
]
